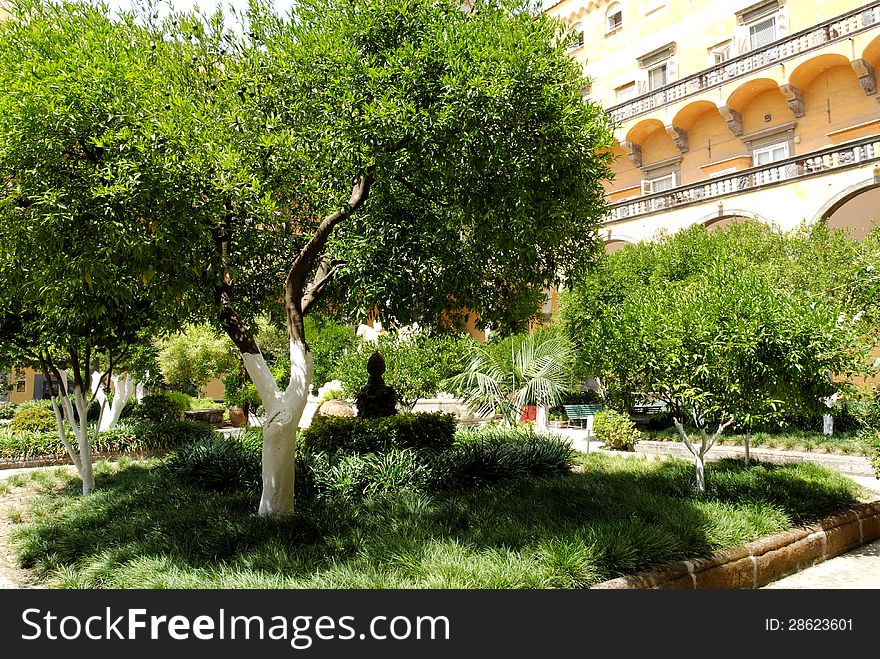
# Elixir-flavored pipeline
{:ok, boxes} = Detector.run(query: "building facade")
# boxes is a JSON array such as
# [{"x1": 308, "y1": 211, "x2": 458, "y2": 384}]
[{"x1": 545, "y1": 0, "x2": 880, "y2": 248}]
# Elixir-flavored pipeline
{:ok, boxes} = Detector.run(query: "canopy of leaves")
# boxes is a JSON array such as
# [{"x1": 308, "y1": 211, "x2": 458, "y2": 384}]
[
  {"x1": 154, "y1": 324, "x2": 239, "y2": 394},
  {"x1": 560, "y1": 221, "x2": 876, "y2": 426}
]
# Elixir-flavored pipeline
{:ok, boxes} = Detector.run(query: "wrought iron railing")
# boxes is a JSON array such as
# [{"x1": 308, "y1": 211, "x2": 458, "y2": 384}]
[
  {"x1": 607, "y1": 2, "x2": 880, "y2": 123},
  {"x1": 607, "y1": 135, "x2": 880, "y2": 222}
]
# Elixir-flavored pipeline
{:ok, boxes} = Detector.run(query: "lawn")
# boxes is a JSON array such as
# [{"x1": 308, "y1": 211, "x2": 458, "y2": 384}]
[{"x1": 5, "y1": 451, "x2": 865, "y2": 589}]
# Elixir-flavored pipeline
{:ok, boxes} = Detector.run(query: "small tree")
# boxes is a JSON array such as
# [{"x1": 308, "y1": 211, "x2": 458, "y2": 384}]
[
  {"x1": 563, "y1": 224, "x2": 871, "y2": 492},
  {"x1": 155, "y1": 324, "x2": 239, "y2": 396},
  {"x1": 445, "y1": 332, "x2": 574, "y2": 426}
]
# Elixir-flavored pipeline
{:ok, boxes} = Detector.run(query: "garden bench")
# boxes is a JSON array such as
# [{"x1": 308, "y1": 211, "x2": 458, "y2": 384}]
[
  {"x1": 563, "y1": 404, "x2": 604, "y2": 429},
  {"x1": 631, "y1": 404, "x2": 664, "y2": 415}
]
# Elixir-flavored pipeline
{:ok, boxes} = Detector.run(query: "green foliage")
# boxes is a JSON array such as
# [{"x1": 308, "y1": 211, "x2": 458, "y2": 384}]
[
  {"x1": 300, "y1": 413, "x2": 456, "y2": 454},
  {"x1": 304, "y1": 316, "x2": 357, "y2": 390},
  {"x1": 332, "y1": 332, "x2": 472, "y2": 409},
  {"x1": 15, "y1": 399, "x2": 54, "y2": 412},
  {"x1": 164, "y1": 436, "x2": 262, "y2": 493},
  {"x1": 0, "y1": 419, "x2": 215, "y2": 459},
  {"x1": 445, "y1": 332, "x2": 574, "y2": 425},
  {"x1": 307, "y1": 448, "x2": 432, "y2": 500},
  {"x1": 561, "y1": 221, "x2": 872, "y2": 432},
  {"x1": 187, "y1": 397, "x2": 223, "y2": 411},
  {"x1": 10, "y1": 406, "x2": 57, "y2": 435},
  {"x1": 0, "y1": 402, "x2": 16, "y2": 420},
  {"x1": 128, "y1": 394, "x2": 186, "y2": 423},
  {"x1": 433, "y1": 428, "x2": 575, "y2": 488},
  {"x1": 155, "y1": 325, "x2": 239, "y2": 395},
  {"x1": 592, "y1": 410, "x2": 640, "y2": 451}
]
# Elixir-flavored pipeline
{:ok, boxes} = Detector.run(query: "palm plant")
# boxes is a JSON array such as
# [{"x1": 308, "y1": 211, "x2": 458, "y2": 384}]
[{"x1": 445, "y1": 333, "x2": 574, "y2": 426}]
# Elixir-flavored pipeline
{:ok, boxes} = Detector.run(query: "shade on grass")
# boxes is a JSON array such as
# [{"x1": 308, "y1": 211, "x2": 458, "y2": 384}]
[{"x1": 9, "y1": 453, "x2": 861, "y2": 588}]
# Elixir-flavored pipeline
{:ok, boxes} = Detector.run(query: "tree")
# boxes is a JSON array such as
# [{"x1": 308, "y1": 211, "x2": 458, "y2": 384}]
[
  {"x1": 168, "y1": 0, "x2": 613, "y2": 515},
  {"x1": 561, "y1": 222, "x2": 872, "y2": 492},
  {"x1": 445, "y1": 332, "x2": 574, "y2": 426},
  {"x1": 0, "y1": 2, "x2": 208, "y2": 494},
  {"x1": 155, "y1": 324, "x2": 239, "y2": 395}
]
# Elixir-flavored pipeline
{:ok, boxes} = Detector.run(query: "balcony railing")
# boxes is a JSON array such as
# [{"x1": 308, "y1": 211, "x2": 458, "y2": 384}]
[
  {"x1": 607, "y1": 2, "x2": 880, "y2": 123},
  {"x1": 607, "y1": 135, "x2": 880, "y2": 222}
]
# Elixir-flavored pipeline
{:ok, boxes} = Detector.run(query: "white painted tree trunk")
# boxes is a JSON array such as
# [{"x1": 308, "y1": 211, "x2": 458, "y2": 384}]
[
  {"x1": 135, "y1": 375, "x2": 148, "y2": 403},
  {"x1": 92, "y1": 372, "x2": 135, "y2": 432},
  {"x1": 242, "y1": 339, "x2": 313, "y2": 516},
  {"x1": 55, "y1": 380, "x2": 95, "y2": 496},
  {"x1": 535, "y1": 403, "x2": 548, "y2": 432}
]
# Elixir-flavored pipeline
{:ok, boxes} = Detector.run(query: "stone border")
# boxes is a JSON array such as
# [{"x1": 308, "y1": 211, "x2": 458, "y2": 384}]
[
  {"x1": 0, "y1": 450, "x2": 168, "y2": 471},
  {"x1": 593, "y1": 500, "x2": 880, "y2": 589}
]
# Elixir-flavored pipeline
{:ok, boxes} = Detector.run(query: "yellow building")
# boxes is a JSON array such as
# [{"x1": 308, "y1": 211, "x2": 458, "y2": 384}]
[{"x1": 545, "y1": 0, "x2": 880, "y2": 246}]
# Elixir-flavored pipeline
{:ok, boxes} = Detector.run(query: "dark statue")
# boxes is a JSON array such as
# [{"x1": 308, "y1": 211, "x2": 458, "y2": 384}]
[{"x1": 355, "y1": 351, "x2": 398, "y2": 418}]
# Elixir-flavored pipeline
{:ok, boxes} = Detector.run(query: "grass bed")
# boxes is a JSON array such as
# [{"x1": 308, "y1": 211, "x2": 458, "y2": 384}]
[{"x1": 7, "y1": 451, "x2": 863, "y2": 589}]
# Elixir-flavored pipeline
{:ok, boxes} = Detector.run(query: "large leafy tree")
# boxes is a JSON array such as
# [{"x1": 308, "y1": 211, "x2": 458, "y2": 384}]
[
  {"x1": 175, "y1": 0, "x2": 614, "y2": 515},
  {"x1": 0, "y1": 2, "x2": 219, "y2": 493},
  {"x1": 561, "y1": 222, "x2": 875, "y2": 492}
]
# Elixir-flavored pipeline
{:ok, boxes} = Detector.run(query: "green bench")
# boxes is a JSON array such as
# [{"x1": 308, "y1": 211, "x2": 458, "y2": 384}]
[{"x1": 563, "y1": 404, "x2": 604, "y2": 429}]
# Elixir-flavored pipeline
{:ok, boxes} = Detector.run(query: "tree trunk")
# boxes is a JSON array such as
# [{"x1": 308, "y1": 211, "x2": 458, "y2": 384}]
[
  {"x1": 242, "y1": 339, "x2": 313, "y2": 516},
  {"x1": 694, "y1": 452, "x2": 707, "y2": 494},
  {"x1": 93, "y1": 372, "x2": 135, "y2": 432},
  {"x1": 744, "y1": 431, "x2": 751, "y2": 468},
  {"x1": 535, "y1": 403, "x2": 549, "y2": 432}
]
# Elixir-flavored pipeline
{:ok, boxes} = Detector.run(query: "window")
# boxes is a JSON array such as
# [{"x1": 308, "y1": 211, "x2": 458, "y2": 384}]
[
  {"x1": 711, "y1": 43, "x2": 731, "y2": 65},
  {"x1": 641, "y1": 172, "x2": 676, "y2": 194},
  {"x1": 568, "y1": 22, "x2": 585, "y2": 52},
  {"x1": 749, "y1": 15, "x2": 777, "y2": 49},
  {"x1": 752, "y1": 141, "x2": 788, "y2": 166},
  {"x1": 647, "y1": 63, "x2": 668, "y2": 91},
  {"x1": 616, "y1": 82, "x2": 636, "y2": 102},
  {"x1": 606, "y1": 3, "x2": 623, "y2": 33}
]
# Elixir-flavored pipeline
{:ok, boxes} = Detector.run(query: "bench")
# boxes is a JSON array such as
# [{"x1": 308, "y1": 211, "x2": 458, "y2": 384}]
[
  {"x1": 631, "y1": 405, "x2": 664, "y2": 415},
  {"x1": 563, "y1": 404, "x2": 604, "y2": 429}
]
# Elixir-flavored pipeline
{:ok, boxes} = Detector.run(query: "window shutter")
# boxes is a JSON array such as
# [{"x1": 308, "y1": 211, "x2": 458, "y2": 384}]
[
  {"x1": 640, "y1": 180, "x2": 653, "y2": 194},
  {"x1": 667, "y1": 60, "x2": 678, "y2": 83},
  {"x1": 734, "y1": 24, "x2": 750, "y2": 54}
]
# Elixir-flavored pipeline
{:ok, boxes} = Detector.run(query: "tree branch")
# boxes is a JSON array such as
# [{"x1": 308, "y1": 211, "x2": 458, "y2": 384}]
[
  {"x1": 300, "y1": 258, "x2": 343, "y2": 316},
  {"x1": 285, "y1": 171, "x2": 374, "y2": 342},
  {"x1": 393, "y1": 175, "x2": 452, "y2": 208}
]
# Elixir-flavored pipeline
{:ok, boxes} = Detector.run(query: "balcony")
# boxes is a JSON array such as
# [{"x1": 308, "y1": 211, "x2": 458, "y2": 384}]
[
  {"x1": 607, "y1": 2, "x2": 880, "y2": 123},
  {"x1": 607, "y1": 135, "x2": 880, "y2": 222}
]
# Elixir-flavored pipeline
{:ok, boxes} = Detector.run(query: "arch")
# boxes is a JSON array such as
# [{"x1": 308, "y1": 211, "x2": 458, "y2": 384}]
[
  {"x1": 788, "y1": 54, "x2": 851, "y2": 90},
  {"x1": 695, "y1": 208, "x2": 775, "y2": 229},
  {"x1": 624, "y1": 118, "x2": 664, "y2": 145},
  {"x1": 812, "y1": 177, "x2": 880, "y2": 240},
  {"x1": 725, "y1": 78, "x2": 781, "y2": 112},
  {"x1": 863, "y1": 34, "x2": 880, "y2": 70},
  {"x1": 606, "y1": 2, "x2": 623, "y2": 32},
  {"x1": 671, "y1": 100, "x2": 720, "y2": 132}
]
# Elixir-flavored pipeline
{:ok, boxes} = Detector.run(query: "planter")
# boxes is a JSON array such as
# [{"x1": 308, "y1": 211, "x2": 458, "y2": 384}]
[{"x1": 228, "y1": 405, "x2": 246, "y2": 428}]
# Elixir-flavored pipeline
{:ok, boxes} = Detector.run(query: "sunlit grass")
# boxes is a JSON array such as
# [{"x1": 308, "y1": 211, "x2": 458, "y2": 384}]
[{"x1": 7, "y1": 453, "x2": 861, "y2": 589}]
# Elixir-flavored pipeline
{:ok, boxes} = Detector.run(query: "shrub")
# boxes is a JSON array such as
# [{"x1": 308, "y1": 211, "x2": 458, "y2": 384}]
[
  {"x1": 300, "y1": 412, "x2": 456, "y2": 455},
  {"x1": 128, "y1": 393, "x2": 186, "y2": 423},
  {"x1": 10, "y1": 406, "x2": 57, "y2": 434},
  {"x1": 0, "y1": 402, "x2": 16, "y2": 420},
  {"x1": 187, "y1": 397, "x2": 222, "y2": 411},
  {"x1": 593, "y1": 410, "x2": 639, "y2": 450},
  {"x1": 431, "y1": 428, "x2": 575, "y2": 488},
  {"x1": 96, "y1": 419, "x2": 217, "y2": 453},
  {"x1": 307, "y1": 448, "x2": 432, "y2": 500},
  {"x1": 164, "y1": 435, "x2": 262, "y2": 492},
  {"x1": 15, "y1": 399, "x2": 53, "y2": 412},
  {"x1": 0, "y1": 430, "x2": 66, "y2": 458}
]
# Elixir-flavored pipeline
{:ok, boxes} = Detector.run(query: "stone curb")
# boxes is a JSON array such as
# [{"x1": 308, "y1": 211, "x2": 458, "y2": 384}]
[
  {"x1": 0, "y1": 450, "x2": 168, "y2": 471},
  {"x1": 592, "y1": 499, "x2": 880, "y2": 589}
]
